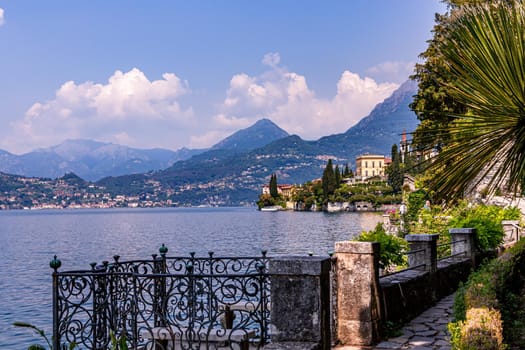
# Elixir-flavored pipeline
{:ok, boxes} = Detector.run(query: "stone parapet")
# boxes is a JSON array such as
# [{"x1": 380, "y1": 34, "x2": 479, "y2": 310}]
[
  {"x1": 269, "y1": 256, "x2": 331, "y2": 350},
  {"x1": 450, "y1": 228, "x2": 476, "y2": 263},
  {"x1": 405, "y1": 234, "x2": 439, "y2": 273},
  {"x1": 334, "y1": 241, "x2": 382, "y2": 346}
]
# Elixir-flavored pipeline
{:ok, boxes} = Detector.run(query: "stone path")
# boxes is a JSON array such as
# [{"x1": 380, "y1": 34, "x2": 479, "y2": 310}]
[{"x1": 335, "y1": 293, "x2": 454, "y2": 350}]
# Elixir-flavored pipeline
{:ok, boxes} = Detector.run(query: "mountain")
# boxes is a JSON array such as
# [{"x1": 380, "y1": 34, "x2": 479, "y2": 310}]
[
  {"x1": 0, "y1": 140, "x2": 205, "y2": 181},
  {"x1": 98, "y1": 80, "x2": 419, "y2": 206},
  {"x1": 0, "y1": 119, "x2": 289, "y2": 181},
  {"x1": 210, "y1": 118, "x2": 289, "y2": 152},
  {"x1": 315, "y1": 79, "x2": 419, "y2": 158},
  {"x1": 2, "y1": 80, "x2": 420, "y2": 207},
  {"x1": 97, "y1": 82, "x2": 418, "y2": 205}
]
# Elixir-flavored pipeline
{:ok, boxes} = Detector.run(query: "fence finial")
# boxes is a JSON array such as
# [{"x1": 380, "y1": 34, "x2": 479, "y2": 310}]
[
  {"x1": 159, "y1": 243, "x2": 168, "y2": 256},
  {"x1": 50, "y1": 255, "x2": 61, "y2": 271}
]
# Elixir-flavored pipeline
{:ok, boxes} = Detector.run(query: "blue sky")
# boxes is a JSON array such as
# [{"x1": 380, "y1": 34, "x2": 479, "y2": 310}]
[{"x1": 0, "y1": 1, "x2": 446, "y2": 154}]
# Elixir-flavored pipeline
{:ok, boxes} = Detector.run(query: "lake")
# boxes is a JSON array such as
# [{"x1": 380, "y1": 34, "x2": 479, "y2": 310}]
[{"x1": 0, "y1": 207, "x2": 381, "y2": 348}]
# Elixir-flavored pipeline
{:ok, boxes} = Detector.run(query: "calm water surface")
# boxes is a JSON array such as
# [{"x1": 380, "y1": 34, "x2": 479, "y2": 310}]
[{"x1": 0, "y1": 207, "x2": 381, "y2": 348}]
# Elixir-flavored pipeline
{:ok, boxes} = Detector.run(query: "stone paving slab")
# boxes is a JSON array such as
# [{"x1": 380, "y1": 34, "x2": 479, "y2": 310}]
[{"x1": 334, "y1": 293, "x2": 454, "y2": 350}]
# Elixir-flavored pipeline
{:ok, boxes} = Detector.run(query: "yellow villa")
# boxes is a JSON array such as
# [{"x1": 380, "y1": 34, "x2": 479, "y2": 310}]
[{"x1": 355, "y1": 154, "x2": 390, "y2": 179}]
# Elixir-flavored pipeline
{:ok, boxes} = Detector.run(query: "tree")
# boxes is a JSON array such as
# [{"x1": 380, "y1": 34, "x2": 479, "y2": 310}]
[
  {"x1": 343, "y1": 164, "x2": 350, "y2": 177},
  {"x1": 387, "y1": 144, "x2": 403, "y2": 194},
  {"x1": 269, "y1": 174, "x2": 279, "y2": 199},
  {"x1": 322, "y1": 159, "x2": 337, "y2": 199},
  {"x1": 421, "y1": 1, "x2": 525, "y2": 202},
  {"x1": 410, "y1": 4, "x2": 468, "y2": 153},
  {"x1": 334, "y1": 164, "x2": 341, "y2": 187}
]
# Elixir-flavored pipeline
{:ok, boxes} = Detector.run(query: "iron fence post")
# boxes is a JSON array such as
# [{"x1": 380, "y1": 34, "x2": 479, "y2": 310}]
[
  {"x1": 159, "y1": 244, "x2": 168, "y2": 327},
  {"x1": 50, "y1": 256, "x2": 61, "y2": 350}
]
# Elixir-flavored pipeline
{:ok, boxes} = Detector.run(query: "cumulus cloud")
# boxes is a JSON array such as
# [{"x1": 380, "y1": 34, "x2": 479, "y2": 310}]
[
  {"x1": 0, "y1": 8, "x2": 4, "y2": 26},
  {"x1": 366, "y1": 61, "x2": 415, "y2": 83},
  {"x1": 8, "y1": 68, "x2": 193, "y2": 151},
  {"x1": 5, "y1": 55, "x2": 402, "y2": 153},
  {"x1": 213, "y1": 53, "x2": 398, "y2": 141}
]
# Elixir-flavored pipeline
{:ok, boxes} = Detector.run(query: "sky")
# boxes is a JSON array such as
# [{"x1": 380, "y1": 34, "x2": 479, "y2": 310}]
[{"x1": 0, "y1": 1, "x2": 447, "y2": 154}]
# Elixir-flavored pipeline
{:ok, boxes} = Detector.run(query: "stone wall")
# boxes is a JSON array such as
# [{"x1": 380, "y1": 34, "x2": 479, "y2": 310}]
[
  {"x1": 267, "y1": 225, "x2": 523, "y2": 348},
  {"x1": 333, "y1": 228, "x2": 481, "y2": 346}
]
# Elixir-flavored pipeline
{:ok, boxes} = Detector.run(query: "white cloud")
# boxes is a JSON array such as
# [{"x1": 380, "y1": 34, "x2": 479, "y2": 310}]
[
  {"x1": 7, "y1": 68, "x2": 194, "y2": 152},
  {"x1": 262, "y1": 52, "x2": 280, "y2": 68},
  {"x1": 366, "y1": 61, "x2": 415, "y2": 84},
  {"x1": 213, "y1": 53, "x2": 398, "y2": 141},
  {"x1": 0, "y1": 8, "x2": 4, "y2": 26},
  {"x1": 4, "y1": 55, "x2": 402, "y2": 153}
]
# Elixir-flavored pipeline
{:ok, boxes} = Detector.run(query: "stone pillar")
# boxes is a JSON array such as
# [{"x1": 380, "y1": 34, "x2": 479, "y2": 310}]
[
  {"x1": 450, "y1": 228, "x2": 476, "y2": 262},
  {"x1": 334, "y1": 241, "x2": 382, "y2": 346},
  {"x1": 405, "y1": 234, "x2": 439, "y2": 273},
  {"x1": 268, "y1": 256, "x2": 331, "y2": 350},
  {"x1": 501, "y1": 221, "x2": 520, "y2": 244}
]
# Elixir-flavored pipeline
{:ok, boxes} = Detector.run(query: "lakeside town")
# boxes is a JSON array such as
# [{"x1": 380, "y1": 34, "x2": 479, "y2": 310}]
[{"x1": 0, "y1": 149, "x2": 406, "y2": 211}]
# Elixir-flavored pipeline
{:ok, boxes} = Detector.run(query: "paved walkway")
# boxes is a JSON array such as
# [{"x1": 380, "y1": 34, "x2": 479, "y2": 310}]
[{"x1": 335, "y1": 293, "x2": 454, "y2": 350}]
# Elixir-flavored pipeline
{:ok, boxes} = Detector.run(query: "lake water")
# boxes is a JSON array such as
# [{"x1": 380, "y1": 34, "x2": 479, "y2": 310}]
[{"x1": 0, "y1": 207, "x2": 381, "y2": 348}]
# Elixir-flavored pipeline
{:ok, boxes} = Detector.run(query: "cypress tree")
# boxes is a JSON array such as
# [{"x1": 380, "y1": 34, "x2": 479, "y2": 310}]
[
  {"x1": 387, "y1": 144, "x2": 403, "y2": 193},
  {"x1": 322, "y1": 159, "x2": 336, "y2": 199},
  {"x1": 269, "y1": 174, "x2": 279, "y2": 198},
  {"x1": 344, "y1": 163, "x2": 350, "y2": 177},
  {"x1": 334, "y1": 164, "x2": 341, "y2": 186}
]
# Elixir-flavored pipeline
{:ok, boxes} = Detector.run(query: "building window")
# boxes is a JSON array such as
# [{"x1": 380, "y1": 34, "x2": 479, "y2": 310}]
[
  {"x1": 365, "y1": 161, "x2": 368, "y2": 168},
  {"x1": 365, "y1": 170, "x2": 368, "y2": 176},
  {"x1": 372, "y1": 161, "x2": 375, "y2": 168}
]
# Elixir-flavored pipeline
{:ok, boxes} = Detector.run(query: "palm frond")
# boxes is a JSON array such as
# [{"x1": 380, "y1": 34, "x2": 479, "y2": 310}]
[{"x1": 425, "y1": 1, "x2": 525, "y2": 202}]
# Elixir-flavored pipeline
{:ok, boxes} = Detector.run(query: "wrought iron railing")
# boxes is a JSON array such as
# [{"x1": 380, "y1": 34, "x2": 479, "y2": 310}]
[{"x1": 51, "y1": 246, "x2": 270, "y2": 350}]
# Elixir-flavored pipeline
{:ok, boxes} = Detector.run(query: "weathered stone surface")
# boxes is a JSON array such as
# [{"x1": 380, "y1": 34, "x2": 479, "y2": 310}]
[
  {"x1": 335, "y1": 241, "x2": 380, "y2": 255},
  {"x1": 337, "y1": 320, "x2": 376, "y2": 346},
  {"x1": 270, "y1": 257, "x2": 331, "y2": 350},
  {"x1": 405, "y1": 324, "x2": 430, "y2": 333},
  {"x1": 269, "y1": 256, "x2": 330, "y2": 276},
  {"x1": 265, "y1": 341, "x2": 320, "y2": 350},
  {"x1": 405, "y1": 234, "x2": 439, "y2": 242},
  {"x1": 387, "y1": 335, "x2": 410, "y2": 344},
  {"x1": 335, "y1": 241, "x2": 382, "y2": 346},
  {"x1": 374, "y1": 341, "x2": 404, "y2": 349},
  {"x1": 418, "y1": 330, "x2": 438, "y2": 337},
  {"x1": 408, "y1": 336, "x2": 433, "y2": 346},
  {"x1": 434, "y1": 339, "x2": 450, "y2": 346}
]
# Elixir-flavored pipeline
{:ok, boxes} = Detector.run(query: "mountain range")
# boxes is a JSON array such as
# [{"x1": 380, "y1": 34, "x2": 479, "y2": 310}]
[
  {"x1": 0, "y1": 80, "x2": 419, "y2": 206},
  {"x1": 0, "y1": 139, "x2": 206, "y2": 181}
]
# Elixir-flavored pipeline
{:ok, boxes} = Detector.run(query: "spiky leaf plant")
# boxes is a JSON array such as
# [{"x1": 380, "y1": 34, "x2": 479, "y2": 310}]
[{"x1": 424, "y1": 1, "x2": 525, "y2": 202}]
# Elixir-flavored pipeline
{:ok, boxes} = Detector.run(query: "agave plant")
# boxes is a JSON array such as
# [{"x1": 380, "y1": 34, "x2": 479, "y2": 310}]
[{"x1": 423, "y1": 1, "x2": 525, "y2": 202}]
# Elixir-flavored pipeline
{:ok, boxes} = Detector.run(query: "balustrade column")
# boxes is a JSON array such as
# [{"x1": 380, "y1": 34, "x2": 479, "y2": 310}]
[
  {"x1": 267, "y1": 256, "x2": 331, "y2": 350},
  {"x1": 450, "y1": 228, "x2": 475, "y2": 264},
  {"x1": 335, "y1": 241, "x2": 382, "y2": 346},
  {"x1": 405, "y1": 234, "x2": 439, "y2": 273}
]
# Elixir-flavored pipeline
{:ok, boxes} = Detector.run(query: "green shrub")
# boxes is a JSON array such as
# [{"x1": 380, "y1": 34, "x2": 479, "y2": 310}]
[
  {"x1": 354, "y1": 223, "x2": 408, "y2": 270},
  {"x1": 408, "y1": 201, "x2": 521, "y2": 253},
  {"x1": 448, "y1": 204, "x2": 520, "y2": 251},
  {"x1": 449, "y1": 239, "x2": 525, "y2": 349}
]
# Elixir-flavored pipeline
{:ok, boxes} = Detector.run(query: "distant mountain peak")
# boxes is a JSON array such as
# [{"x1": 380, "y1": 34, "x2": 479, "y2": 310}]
[
  {"x1": 211, "y1": 118, "x2": 289, "y2": 152},
  {"x1": 348, "y1": 79, "x2": 418, "y2": 133}
]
